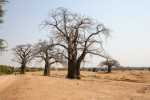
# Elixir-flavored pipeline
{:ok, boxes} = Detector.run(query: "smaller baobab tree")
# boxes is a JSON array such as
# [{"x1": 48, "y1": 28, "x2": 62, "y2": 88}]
[
  {"x1": 13, "y1": 44, "x2": 33, "y2": 74},
  {"x1": 33, "y1": 40, "x2": 62, "y2": 76},
  {"x1": 99, "y1": 58, "x2": 120, "y2": 73}
]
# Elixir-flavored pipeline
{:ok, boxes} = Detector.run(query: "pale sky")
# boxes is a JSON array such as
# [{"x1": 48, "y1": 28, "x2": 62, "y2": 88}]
[{"x1": 0, "y1": 0, "x2": 150, "y2": 67}]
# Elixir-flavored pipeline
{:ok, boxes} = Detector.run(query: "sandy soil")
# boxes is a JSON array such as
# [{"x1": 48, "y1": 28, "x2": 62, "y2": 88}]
[{"x1": 0, "y1": 70, "x2": 150, "y2": 100}]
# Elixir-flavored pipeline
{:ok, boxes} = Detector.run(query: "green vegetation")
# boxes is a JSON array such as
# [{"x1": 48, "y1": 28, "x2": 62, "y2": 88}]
[
  {"x1": 26, "y1": 67, "x2": 43, "y2": 72},
  {"x1": 0, "y1": 65, "x2": 14, "y2": 75}
]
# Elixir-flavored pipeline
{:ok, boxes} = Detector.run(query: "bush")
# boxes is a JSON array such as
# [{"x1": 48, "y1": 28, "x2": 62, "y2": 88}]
[
  {"x1": 26, "y1": 67, "x2": 43, "y2": 72},
  {"x1": 0, "y1": 65, "x2": 14, "y2": 75}
]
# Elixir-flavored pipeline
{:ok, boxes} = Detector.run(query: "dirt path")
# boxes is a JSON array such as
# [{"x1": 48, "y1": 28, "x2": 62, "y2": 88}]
[
  {"x1": 0, "y1": 73, "x2": 150, "y2": 100},
  {"x1": 0, "y1": 75, "x2": 18, "y2": 93}
]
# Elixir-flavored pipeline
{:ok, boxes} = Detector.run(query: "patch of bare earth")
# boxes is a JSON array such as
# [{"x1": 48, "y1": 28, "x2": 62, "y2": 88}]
[{"x1": 0, "y1": 70, "x2": 150, "y2": 100}]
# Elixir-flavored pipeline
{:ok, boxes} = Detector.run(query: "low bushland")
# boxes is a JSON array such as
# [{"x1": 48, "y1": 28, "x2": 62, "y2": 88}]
[{"x1": 0, "y1": 65, "x2": 14, "y2": 75}]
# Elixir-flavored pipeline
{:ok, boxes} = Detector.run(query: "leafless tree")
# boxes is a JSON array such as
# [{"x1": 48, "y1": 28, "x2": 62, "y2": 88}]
[
  {"x1": 33, "y1": 40, "x2": 63, "y2": 76},
  {"x1": 13, "y1": 44, "x2": 33, "y2": 74},
  {"x1": 44, "y1": 7, "x2": 109, "y2": 79},
  {"x1": 99, "y1": 58, "x2": 120, "y2": 73}
]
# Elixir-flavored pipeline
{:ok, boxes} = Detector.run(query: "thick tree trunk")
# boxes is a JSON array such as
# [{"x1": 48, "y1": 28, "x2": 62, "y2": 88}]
[
  {"x1": 20, "y1": 63, "x2": 26, "y2": 74},
  {"x1": 67, "y1": 38, "x2": 79, "y2": 79},
  {"x1": 75, "y1": 62, "x2": 81, "y2": 79},
  {"x1": 44, "y1": 61, "x2": 50, "y2": 76},
  {"x1": 67, "y1": 61, "x2": 81, "y2": 79},
  {"x1": 67, "y1": 42, "x2": 77, "y2": 79},
  {"x1": 107, "y1": 65, "x2": 112, "y2": 73},
  {"x1": 67, "y1": 61, "x2": 76, "y2": 79}
]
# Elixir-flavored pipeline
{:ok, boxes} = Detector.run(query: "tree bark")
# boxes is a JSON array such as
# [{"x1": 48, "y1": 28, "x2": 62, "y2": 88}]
[
  {"x1": 107, "y1": 65, "x2": 112, "y2": 73},
  {"x1": 75, "y1": 51, "x2": 86, "y2": 79},
  {"x1": 67, "y1": 60, "x2": 76, "y2": 79},
  {"x1": 67, "y1": 42, "x2": 77, "y2": 79},
  {"x1": 20, "y1": 63, "x2": 26, "y2": 74},
  {"x1": 75, "y1": 62, "x2": 81, "y2": 79},
  {"x1": 67, "y1": 61, "x2": 81, "y2": 79},
  {"x1": 44, "y1": 60, "x2": 50, "y2": 76}
]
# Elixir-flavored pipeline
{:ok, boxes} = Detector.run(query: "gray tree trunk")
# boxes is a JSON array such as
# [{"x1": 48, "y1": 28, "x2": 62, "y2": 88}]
[
  {"x1": 20, "y1": 62, "x2": 26, "y2": 74},
  {"x1": 44, "y1": 61, "x2": 50, "y2": 76},
  {"x1": 107, "y1": 65, "x2": 112, "y2": 73}
]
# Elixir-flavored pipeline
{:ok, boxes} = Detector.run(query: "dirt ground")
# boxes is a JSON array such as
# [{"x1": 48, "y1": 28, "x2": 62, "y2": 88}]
[{"x1": 0, "y1": 70, "x2": 150, "y2": 100}]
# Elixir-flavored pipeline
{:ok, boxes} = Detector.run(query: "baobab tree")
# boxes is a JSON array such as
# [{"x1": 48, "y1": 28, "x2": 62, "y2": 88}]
[
  {"x1": 100, "y1": 58, "x2": 120, "y2": 73},
  {"x1": 44, "y1": 7, "x2": 109, "y2": 79},
  {"x1": 33, "y1": 40, "x2": 62, "y2": 76},
  {"x1": 13, "y1": 44, "x2": 33, "y2": 74}
]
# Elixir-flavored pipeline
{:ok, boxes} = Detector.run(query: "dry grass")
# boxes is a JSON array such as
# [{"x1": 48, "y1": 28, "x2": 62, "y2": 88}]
[
  {"x1": 95, "y1": 70, "x2": 150, "y2": 83},
  {"x1": 0, "y1": 70, "x2": 150, "y2": 100}
]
